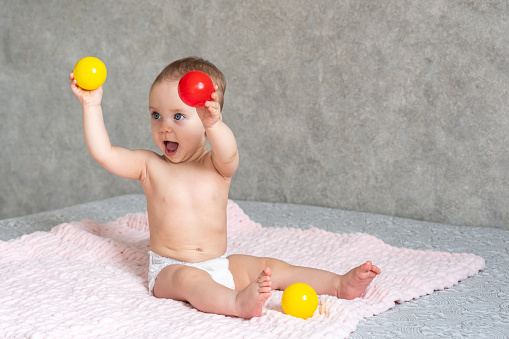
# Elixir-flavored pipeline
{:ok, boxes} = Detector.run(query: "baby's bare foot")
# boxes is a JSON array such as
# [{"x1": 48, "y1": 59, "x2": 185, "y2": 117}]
[
  {"x1": 338, "y1": 261, "x2": 381, "y2": 300},
  {"x1": 235, "y1": 267, "x2": 272, "y2": 319}
]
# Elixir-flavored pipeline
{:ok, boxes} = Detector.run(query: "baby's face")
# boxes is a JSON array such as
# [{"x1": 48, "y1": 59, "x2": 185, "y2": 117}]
[{"x1": 149, "y1": 81, "x2": 207, "y2": 163}]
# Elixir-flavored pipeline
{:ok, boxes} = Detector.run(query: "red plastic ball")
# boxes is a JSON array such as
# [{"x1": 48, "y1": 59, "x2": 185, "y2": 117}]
[{"x1": 178, "y1": 71, "x2": 214, "y2": 107}]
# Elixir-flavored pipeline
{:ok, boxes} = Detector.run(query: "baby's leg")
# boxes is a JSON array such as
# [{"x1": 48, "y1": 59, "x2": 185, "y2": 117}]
[
  {"x1": 153, "y1": 264, "x2": 272, "y2": 319},
  {"x1": 229, "y1": 255, "x2": 380, "y2": 300}
]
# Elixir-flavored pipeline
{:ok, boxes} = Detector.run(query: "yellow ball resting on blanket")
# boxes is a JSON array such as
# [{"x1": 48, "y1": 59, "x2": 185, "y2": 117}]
[{"x1": 282, "y1": 283, "x2": 319, "y2": 319}]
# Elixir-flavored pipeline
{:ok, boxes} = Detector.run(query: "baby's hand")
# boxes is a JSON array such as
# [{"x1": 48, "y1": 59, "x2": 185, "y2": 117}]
[
  {"x1": 69, "y1": 72, "x2": 103, "y2": 107},
  {"x1": 197, "y1": 85, "x2": 221, "y2": 128}
]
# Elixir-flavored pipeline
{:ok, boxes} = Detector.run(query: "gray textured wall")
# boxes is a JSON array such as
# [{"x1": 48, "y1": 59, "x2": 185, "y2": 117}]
[{"x1": 1, "y1": 1, "x2": 508, "y2": 229}]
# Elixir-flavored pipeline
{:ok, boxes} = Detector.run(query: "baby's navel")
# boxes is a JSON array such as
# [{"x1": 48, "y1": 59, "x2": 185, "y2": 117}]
[{"x1": 196, "y1": 248, "x2": 204, "y2": 252}]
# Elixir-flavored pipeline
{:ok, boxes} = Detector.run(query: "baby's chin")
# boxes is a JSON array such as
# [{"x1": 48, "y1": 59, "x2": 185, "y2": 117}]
[{"x1": 161, "y1": 154, "x2": 182, "y2": 164}]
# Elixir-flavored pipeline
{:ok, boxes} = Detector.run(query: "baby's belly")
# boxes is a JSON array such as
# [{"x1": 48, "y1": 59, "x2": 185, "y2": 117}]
[
  {"x1": 145, "y1": 189, "x2": 229, "y2": 262},
  {"x1": 150, "y1": 239, "x2": 228, "y2": 263},
  {"x1": 148, "y1": 218, "x2": 228, "y2": 263}
]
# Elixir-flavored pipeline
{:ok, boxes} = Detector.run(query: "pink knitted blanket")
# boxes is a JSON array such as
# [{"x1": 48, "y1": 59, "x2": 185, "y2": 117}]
[{"x1": 0, "y1": 201, "x2": 484, "y2": 338}]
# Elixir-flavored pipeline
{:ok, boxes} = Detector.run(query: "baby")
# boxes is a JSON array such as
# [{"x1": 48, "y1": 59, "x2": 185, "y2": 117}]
[{"x1": 69, "y1": 56, "x2": 381, "y2": 319}]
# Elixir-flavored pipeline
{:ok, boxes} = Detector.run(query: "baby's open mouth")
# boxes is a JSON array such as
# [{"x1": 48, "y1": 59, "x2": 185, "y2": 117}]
[{"x1": 164, "y1": 141, "x2": 179, "y2": 155}]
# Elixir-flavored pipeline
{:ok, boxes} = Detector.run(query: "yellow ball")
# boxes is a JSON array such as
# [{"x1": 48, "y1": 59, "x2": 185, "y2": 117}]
[
  {"x1": 73, "y1": 57, "x2": 107, "y2": 90},
  {"x1": 281, "y1": 283, "x2": 318, "y2": 319}
]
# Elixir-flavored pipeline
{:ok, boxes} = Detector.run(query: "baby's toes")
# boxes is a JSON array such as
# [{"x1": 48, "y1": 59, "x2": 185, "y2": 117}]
[{"x1": 259, "y1": 285, "x2": 272, "y2": 293}]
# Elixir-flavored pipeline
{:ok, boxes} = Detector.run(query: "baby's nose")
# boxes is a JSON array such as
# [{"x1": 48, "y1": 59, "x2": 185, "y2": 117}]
[{"x1": 160, "y1": 119, "x2": 173, "y2": 132}]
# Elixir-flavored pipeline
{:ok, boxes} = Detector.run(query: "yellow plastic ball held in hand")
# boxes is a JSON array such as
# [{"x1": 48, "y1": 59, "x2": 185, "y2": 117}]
[
  {"x1": 281, "y1": 283, "x2": 318, "y2": 319},
  {"x1": 73, "y1": 57, "x2": 107, "y2": 90}
]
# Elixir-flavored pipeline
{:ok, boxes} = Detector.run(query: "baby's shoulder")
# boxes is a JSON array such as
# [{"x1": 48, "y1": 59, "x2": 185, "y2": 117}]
[{"x1": 142, "y1": 150, "x2": 170, "y2": 164}]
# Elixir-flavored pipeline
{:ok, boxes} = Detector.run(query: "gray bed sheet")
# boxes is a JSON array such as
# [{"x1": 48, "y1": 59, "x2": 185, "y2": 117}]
[{"x1": 1, "y1": 194, "x2": 507, "y2": 338}]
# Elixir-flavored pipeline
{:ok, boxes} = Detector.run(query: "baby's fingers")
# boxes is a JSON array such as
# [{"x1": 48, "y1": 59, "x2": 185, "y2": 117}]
[
  {"x1": 207, "y1": 84, "x2": 218, "y2": 101},
  {"x1": 207, "y1": 85, "x2": 220, "y2": 110},
  {"x1": 69, "y1": 72, "x2": 80, "y2": 89},
  {"x1": 205, "y1": 100, "x2": 220, "y2": 114}
]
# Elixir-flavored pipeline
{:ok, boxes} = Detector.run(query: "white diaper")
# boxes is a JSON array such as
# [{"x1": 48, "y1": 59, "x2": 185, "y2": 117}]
[{"x1": 148, "y1": 251, "x2": 235, "y2": 295}]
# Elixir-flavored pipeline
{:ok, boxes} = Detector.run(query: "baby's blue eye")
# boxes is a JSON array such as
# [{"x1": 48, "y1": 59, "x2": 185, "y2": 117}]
[
  {"x1": 152, "y1": 112, "x2": 161, "y2": 120},
  {"x1": 174, "y1": 113, "x2": 184, "y2": 121}
]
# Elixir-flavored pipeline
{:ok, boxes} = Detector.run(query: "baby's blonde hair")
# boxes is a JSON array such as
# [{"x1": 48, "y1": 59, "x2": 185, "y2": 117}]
[{"x1": 152, "y1": 57, "x2": 226, "y2": 110}]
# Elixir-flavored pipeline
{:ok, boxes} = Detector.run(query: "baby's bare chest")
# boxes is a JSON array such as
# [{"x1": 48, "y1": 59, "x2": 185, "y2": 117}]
[{"x1": 144, "y1": 161, "x2": 229, "y2": 206}]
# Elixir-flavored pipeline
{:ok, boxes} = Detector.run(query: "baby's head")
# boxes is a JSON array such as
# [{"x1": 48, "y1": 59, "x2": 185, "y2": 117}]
[{"x1": 152, "y1": 57, "x2": 226, "y2": 110}]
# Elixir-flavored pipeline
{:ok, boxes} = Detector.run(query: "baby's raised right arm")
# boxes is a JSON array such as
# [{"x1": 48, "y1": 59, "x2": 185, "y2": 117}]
[{"x1": 69, "y1": 73, "x2": 147, "y2": 181}]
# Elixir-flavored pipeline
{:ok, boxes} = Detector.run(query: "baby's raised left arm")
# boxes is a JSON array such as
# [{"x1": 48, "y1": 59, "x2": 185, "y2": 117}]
[{"x1": 198, "y1": 89, "x2": 239, "y2": 179}]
